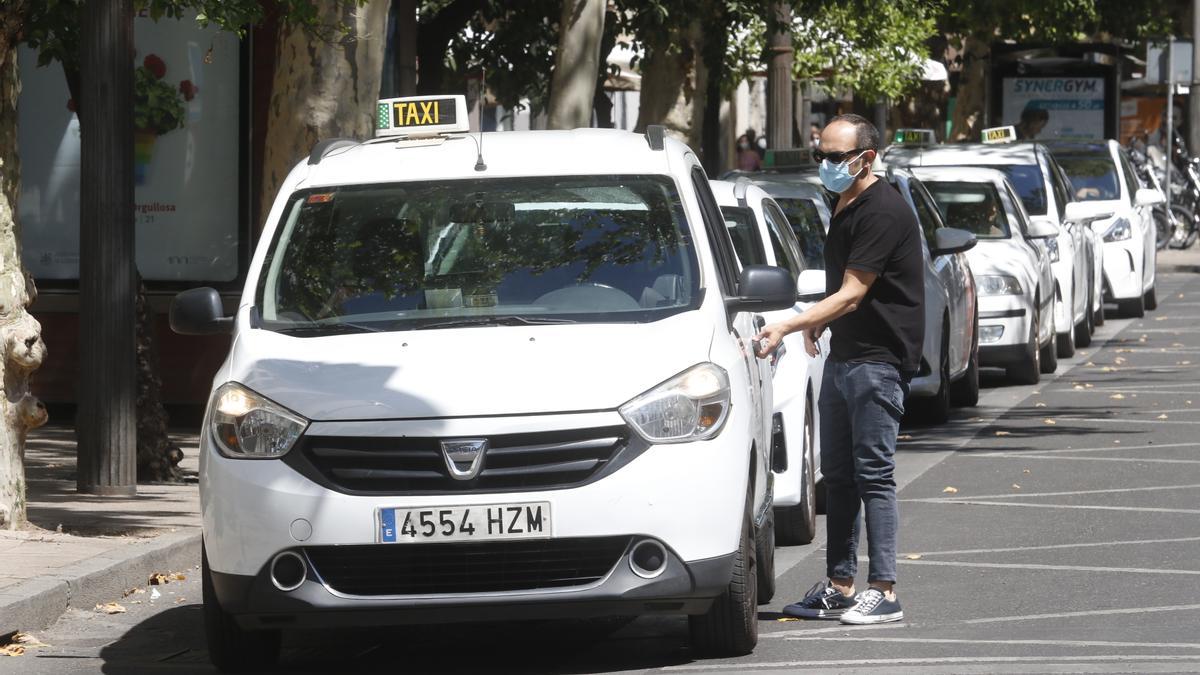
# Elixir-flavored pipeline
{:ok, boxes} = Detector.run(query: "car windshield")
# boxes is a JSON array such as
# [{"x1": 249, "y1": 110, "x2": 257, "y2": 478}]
[
  {"x1": 256, "y1": 175, "x2": 700, "y2": 334},
  {"x1": 924, "y1": 181, "x2": 1012, "y2": 239},
  {"x1": 720, "y1": 206, "x2": 766, "y2": 266},
  {"x1": 994, "y1": 164, "x2": 1048, "y2": 216},
  {"x1": 774, "y1": 197, "x2": 826, "y2": 268},
  {"x1": 1054, "y1": 153, "x2": 1120, "y2": 202}
]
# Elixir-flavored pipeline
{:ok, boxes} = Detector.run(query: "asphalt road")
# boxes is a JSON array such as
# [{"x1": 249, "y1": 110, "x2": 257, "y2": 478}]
[{"x1": 9, "y1": 272, "x2": 1200, "y2": 674}]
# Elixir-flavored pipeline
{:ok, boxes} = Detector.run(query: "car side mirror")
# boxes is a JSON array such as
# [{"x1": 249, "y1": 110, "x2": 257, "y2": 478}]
[
  {"x1": 1135, "y1": 188, "x2": 1166, "y2": 207},
  {"x1": 1026, "y1": 216, "x2": 1059, "y2": 239},
  {"x1": 1064, "y1": 201, "x2": 1113, "y2": 224},
  {"x1": 796, "y1": 269, "x2": 826, "y2": 302},
  {"x1": 170, "y1": 287, "x2": 233, "y2": 335},
  {"x1": 726, "y1": 265, "x2": 796, "y2": 313},
  {"x1": 931, "y1": 227, "x2": 977, "y2": 257}
]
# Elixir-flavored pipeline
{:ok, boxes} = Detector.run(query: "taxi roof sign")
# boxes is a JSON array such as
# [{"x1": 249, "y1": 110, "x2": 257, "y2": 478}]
[
  {"x1": 981, "y1": 125, "x2": 1018, "y2": 145},
  {"x1": 893, "y1": 129, "x2": 936, "y2": 146},
  {"x1": 764, "y1": 148, "x2": 814, "y2": 169},
  {"x1": 375, "y1": 95, "x2": 469, "y2": 137}
]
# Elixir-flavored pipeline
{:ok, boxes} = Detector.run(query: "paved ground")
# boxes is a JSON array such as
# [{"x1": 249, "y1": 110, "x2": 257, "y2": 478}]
[{"x1": 6, "y1": 271, "x2": 1200, "y2": 673}]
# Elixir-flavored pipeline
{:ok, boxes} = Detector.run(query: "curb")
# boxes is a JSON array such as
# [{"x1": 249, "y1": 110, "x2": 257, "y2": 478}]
[{"x1": 0, "y1": 528, "x2": 201, "y2": 636}]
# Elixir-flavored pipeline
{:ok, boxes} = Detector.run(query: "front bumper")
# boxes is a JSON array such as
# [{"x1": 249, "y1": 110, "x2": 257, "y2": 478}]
[
  {"x1": 211, "y1": 543, "x2": 734, "y2": 629},
  {"x1": 1101, "y1": 239, "x2": 1143, "y2": 301},
  {"x1": 976, "y1": 295, "x2": 1032, "y2": 367}
]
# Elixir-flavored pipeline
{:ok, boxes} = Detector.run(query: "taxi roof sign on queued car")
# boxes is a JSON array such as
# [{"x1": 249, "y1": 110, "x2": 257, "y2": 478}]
[
  {"x1": 981, "y1": 125, "x2": 1018, "y2": 145},
  {"x1": 892, "y1": 129, "x2": 937, "y2": 146},
  {"x1": 375, "y1": 94, "x2": 470, "y2": 137},
  {"x1": 764, "y1": 148, "x2": 815, "y2": 170}
]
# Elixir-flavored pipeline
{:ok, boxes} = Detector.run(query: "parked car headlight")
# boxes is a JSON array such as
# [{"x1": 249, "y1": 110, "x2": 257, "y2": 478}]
[
  {"x1": 208, "y1": 382, "x2": 308, "y2": 459},
  {"x1": 1046, "y1": 237, "x2": 1060, "y2": 262},
  {"x1": 976, "y1": 274, "x2": 1022, "y2": 296},
  {"x1": 620, "y1": 363, "x2": 731, "y2": 443},
  {"x1": 1103, "y1": 219, "x2": 1132, "y2": 242}
]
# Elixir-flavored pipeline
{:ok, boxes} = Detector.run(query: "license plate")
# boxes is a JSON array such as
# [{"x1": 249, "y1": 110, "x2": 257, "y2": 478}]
[{"x1": 378, "y1": 502, "x2": 551, "y2": 543}]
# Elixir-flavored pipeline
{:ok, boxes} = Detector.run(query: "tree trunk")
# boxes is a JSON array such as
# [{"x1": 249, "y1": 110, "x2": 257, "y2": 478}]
[
  {"x1": 0, "y1": 9, "x2": 50, "y2": 528},
  {"x1": 260, "y1": 0, "x2": 390, "y2": 225},
  {"x1": 135, "y1": 278, "x2": 181, "y2": 482},
  {"x1": 547, "y1": 0, "x2": 607, "y2": 130},
  {"x1": 766, "y1": 1, "x2": 793, "y2": 150},
  {"x1": 393, "y1": 0, "x2": 417, "y2": 96},
  {"x1": 590, "y1": 8, "x2": 618, "y2": 129},
  {"x1": 633, "y1": 19, "x2": 705, "y2": 150},
  {"x1": 701, "y1": 8, "x2": 728, "y2": 174},
  {"x1": 415, "y1": 0, "x2": 485, "y2": 96},
  {"x1": 948, "y1": 33, "x2": 989, "y2": 142}
]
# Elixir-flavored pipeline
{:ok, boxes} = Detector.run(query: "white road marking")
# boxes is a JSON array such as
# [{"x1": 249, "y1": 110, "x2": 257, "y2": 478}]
[
  {"x1": 896, "y1": 535, "x2": 1200, "y2": 557},
  {"x1": 895, "y1": 558, "x2": 1200, "y2": 576},
  {"x1": 963, "y1": 453, "x2": 1200, "y2": 465},
  {"x1": 961, "y1": 602, "x2": 1200, "y2": 625},
  {"x1": 905, "y1": 498, "x2": 1200, "y2": 514},
  {"x1": 970, "y1": 441, "x2": 1199, "y2": 456},
  {"x1": 663, "y1": 654, "x2": 1200, "y2": 671},
  {"x1": 904, "y1": 482, "x2": 1200, "y2": 501},
  {"x1": 776, "y1": 636, "x2": 1200, "y2": 650}
]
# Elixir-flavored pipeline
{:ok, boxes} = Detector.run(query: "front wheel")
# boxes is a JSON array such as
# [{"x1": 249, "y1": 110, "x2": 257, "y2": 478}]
[
  {"x1": 950, "y1": 320, "x2": 980, "y2": 407},
  {"x1": 689, "y1": 505, "x2": 758, "y2": 657},
  {"x1": 1076, "y1": 286, "x2": 1094, "y2": 348},
  {"x1": 754, "y1": 508, "x2": 776, "y2": 604},
  {"x1": 1057, "y1": 289, "x2": 1077, "y2": 358},
  {"x1": 1145, "y1": 286, "x2": 1158, "y2": 311},
  {"x1": 1119, "y1": 292, "x2": 1145, "y2": 318},
  {"x1": 1008, "y1": 309, "x2": 1041, "y2": 385},
  {"x1": 203, "y1": 546, "x2": 280, "y2": 673},
  {"x1": 1040, "y1": 310, "x2": 1059, "y2": 374}
]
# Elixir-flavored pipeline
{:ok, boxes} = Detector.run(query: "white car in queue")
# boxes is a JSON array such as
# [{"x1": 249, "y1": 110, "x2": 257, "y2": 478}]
[
  {"x1": 171, "y1": 95, "x2": 795, "y2": 670},
  {"x1": 1048, "y1": 140, "x2": 1165, "y2": 317},
  {"x1": 711, "y1": 179, "x2": 827, "y2": 546},
  {"x1": 884, "y1": 127, "x2": 1098, "y2": 360},
  {"x1": 912, "y1": 166, "x2": 1060, "y2": 384}
]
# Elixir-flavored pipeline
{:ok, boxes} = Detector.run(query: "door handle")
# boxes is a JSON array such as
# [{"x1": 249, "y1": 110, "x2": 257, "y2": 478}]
[{"x1": 753, "y1": 315, "x2": 766, "y2": 332}]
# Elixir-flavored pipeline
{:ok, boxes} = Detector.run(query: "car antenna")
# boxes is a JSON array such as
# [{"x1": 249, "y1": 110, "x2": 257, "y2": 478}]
[{"x1": 474, "y1": 66, "x2": 487, "y2": 172}]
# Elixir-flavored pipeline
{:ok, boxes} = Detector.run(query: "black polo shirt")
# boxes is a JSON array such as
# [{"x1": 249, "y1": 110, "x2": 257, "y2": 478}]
[{"x1": 824, "y1": 179, "x2": 924, "y2": 375}]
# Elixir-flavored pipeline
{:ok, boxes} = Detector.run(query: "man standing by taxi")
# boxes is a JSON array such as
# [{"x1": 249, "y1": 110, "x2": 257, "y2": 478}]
[{"x1": 755, "y1": 114, "x2": 923, "y2": 625}]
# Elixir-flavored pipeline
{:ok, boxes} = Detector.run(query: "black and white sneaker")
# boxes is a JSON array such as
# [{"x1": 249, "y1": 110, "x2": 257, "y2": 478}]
[
  {"x1": 840, "y1": 587, "x2": 904, "y2": 625},
  {"x1": 782, "y1": 580, "x2": 857, "y2": 619}
]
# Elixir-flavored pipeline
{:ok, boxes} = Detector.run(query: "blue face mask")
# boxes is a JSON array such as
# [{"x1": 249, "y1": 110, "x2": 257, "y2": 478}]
[{"x1": 819, "y1": 152, "x2": 866, "y2": 193}]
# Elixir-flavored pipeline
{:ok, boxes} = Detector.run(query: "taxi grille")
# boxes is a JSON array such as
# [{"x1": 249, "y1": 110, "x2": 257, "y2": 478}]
[
  {"x1": 289, "y1": 426, "x2": 631, "y2": 495},
  {"x1": 305, "y1": 536, "x2": 631, "y2": 596}
]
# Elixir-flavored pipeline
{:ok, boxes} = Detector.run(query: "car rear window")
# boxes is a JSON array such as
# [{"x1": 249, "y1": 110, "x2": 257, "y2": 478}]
[
  {"x1": 924, "y1": 181, "x2": 1012, "y2": 239},
  {"x1": 1054, "y1": 153, "x2": 1120, "y2": 202},
  {"x1": 995, "y1": 165, "x2": 1048, "y2": 216}
]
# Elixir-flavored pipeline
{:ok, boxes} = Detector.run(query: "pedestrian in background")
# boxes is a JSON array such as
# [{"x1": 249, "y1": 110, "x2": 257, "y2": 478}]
[
  {"x1": 737, "y1": 133, "x2": 762, "y2": 171},
  {"x1": 755, "y1": 113, "x2": 923, "y2": 625}
]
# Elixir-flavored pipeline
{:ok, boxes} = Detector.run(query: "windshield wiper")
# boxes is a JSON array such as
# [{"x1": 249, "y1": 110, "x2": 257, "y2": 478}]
[
  {"x1": 415, "y1": 315, "x2": 578, "y2": 330},
  {"x1": 273, "y1": 321, "x2": 386, "y2": 335}
]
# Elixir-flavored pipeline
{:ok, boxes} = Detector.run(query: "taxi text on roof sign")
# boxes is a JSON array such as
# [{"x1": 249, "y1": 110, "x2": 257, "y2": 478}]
[
  {"x1": 981, "y1": 125, "x2": 1018, "y2": 145},
  {"x1": 764, "y1": 148, "x2": 814, "y2": 169},
  {"x1": 893, "y1": 129, "x2": 936, "y2": 146},
  {"x1": 375, "y1": 95, "x2": 470, "y2": 137}
]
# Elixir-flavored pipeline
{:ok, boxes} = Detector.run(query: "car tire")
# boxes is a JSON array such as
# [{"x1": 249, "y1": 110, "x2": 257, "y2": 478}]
[
  {"x1": 1041, "y1": 309, "x2": 1059, "y2": 374},
  {"x1": 950, "y1": 317, "x2": 980, "y2": 407},
  {"x1": 912, "y1": 323, "x2": 951, "y2": 424},
  {"x1": 1145, "y1": 286, "x2": 1158, "y2": 311},
  {"x1": 689, "y1": 501, "x2": 758, "y2": 657},
  {"x1": 1094, "y1": 294, "x2": 1105, "y2": 326},
  {"x1": 1119, "y1": 293, "x2": 1145, "y2": 318},
  {"x1": 754, "y1": 507, "x2": 776, "y2": 605},
  {"x1": 203, "y1": 545, "x2": 280, "y2": 674},
  {"x1": 775, "y1": 397, "x2": 817, "y2": 546},
  {"x1": 1076, "y1": 286, "x2": 1093, "y2": 348},
  {"x1": 1009, "y1": 308, "x2": 1041, "y2": 385}
]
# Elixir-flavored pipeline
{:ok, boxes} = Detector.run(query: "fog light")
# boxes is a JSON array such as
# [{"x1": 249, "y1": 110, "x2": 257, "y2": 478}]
[
  {"x1": 270, "y1": 551, "x2": 307, "y2": 592},
  {"x1": 629, "y1": 540, "x2": 668, "y2": 579},
  {"x1": 980, "y1": 325, "x2": 1004, "y2": 344}
]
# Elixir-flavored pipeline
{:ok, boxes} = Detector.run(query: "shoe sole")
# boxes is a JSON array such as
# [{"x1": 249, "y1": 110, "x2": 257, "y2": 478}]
[
  {"x1": 782, "y1": 608, "x2": 847, "y2": 619},
  {"x1": 840, "y1": 610, "x2": 904, "y2": 625}
]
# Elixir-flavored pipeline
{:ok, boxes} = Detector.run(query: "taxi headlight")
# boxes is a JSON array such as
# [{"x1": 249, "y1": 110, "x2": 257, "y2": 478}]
[
  {"x1": 977, "y1": 274, "x2": 1022, "y2": 296},
  {"x1": 1103, "y1": 219, "x2": 1132, "y2": 242},
  {"x1": 620, "y1": 364, "x2": 731, "y2": 443},
  {"x1": 208, "y1": 383, "x2": 308, "y2": 459},
  {"x1": 1046, "y1": 237, "x2": 1060, "y2": 263}
]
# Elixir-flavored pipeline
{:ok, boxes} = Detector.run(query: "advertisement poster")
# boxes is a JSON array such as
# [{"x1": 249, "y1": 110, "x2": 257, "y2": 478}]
[
  {"x1": 17, "y1": 11, "x2": 240, "y2": 282},
  {"x1": 1120, "y1": 97, "x2": 1167, "y2": 145},
  {"x1": 1000, "y1": 76, "x2": 1106, "y2": 140}
]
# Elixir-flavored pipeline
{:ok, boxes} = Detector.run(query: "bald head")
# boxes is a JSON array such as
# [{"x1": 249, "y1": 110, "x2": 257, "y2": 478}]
[{"x1": 820, "y1": 114, "x2": 880, "y2": 154}]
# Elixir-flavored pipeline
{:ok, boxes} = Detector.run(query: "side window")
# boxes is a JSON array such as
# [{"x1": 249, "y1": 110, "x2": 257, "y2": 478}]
[
  {"x1": 907, "y1": 184, "x2": 940, "y2": 248},
  {"x1": 690, "y1": 167, "x2": 739, "y2": 295},
  {"x1": 1002, "y1": 182, "x2": 1031, "y2": 237},
  {"x1": 1118, "y1": 151, "x2": 1142, "y2": 203},
  {"x1": 761, "y1": 201, "x2": 805, "y2": 277},
  {"x1": 1048, "y1": 159, "x2": 1070, "y2": 220}
]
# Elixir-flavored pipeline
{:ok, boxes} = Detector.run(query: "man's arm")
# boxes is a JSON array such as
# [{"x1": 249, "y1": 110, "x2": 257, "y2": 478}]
[{"x1": 755, "y1": 268, "x2": 876, "y2": 356}]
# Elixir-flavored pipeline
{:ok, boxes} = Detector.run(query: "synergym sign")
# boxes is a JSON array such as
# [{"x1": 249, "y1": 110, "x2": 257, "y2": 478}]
[
  {"x1": 1001, "y1": 77, "x2": 1106, "y2": 140},
  {"x1": 16, "y1": 11, "x2": 240, "y2": 282}
]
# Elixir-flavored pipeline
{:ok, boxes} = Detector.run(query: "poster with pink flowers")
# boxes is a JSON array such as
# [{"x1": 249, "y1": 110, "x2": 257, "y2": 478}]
[{"x1": 17, "y1": 10, "x2": 240, "y2": 282}]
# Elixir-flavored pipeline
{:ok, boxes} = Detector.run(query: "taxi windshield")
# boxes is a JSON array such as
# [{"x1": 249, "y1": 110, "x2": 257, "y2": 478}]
[
  {"x1": 924, "y1": 181, "x2": 1012, "y2": 239},
  {"x1": 1054, "y1": 153, "x2": 1120, "y2": 202},
  {"x1": 775, "y1": 197, "x2": 826, "y2": 268},
  {"x1": 256, "y1": 175, "x2": 700, "y2": 333}
]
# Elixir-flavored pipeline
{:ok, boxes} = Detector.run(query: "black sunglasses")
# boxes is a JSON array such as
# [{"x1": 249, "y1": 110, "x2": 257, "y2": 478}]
[{"x1": 813, "y1": 147, "x2": 871, "y2": 164}]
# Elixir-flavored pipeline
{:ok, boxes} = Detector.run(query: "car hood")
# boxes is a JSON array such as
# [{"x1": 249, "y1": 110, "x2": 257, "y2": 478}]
[
  {"x1": 229, "y1": 312, "x2": 716, "y2": 421},
  {"x1": 966, "y1": 239, "x2": 1040, "y2": 289}
]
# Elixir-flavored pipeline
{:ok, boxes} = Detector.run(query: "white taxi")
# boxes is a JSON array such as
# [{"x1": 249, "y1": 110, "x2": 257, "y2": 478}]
[
  {"x1": 172, "y1": 96, "x2": 794, "y2": 670},
  {"x1": 712, "y1": 179, "x2": 827, "y2": 547}
]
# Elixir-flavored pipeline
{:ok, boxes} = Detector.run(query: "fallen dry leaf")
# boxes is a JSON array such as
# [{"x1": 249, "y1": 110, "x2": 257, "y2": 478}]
[
  {"x1": 1073, "y1": 385, "x2": 1085, "y2": 390},
  {"x1": 1012, "y1": 484, "x2": 1021, "y2": 489},
  {"x1": 1158, "y1": 414, "x2": 1169, "y2": 420},
  {"x1": 995, "y1": 430, "x2": 1012, "y2": 436},
  {"x1": 1043, "y1": 419, "x2": 1057, "y2": 425},
  {"x1": 1173, "y1": 343, "x2": 1185, "y2": 347},
  {"x1": 11, "y1": 633, "x2": 48, "y2": 648},
  {"x1": 1111, "y1": 394, "x2": 1126, "y2": 400},
  {"x1": 172, "y1": 573, "x2": 187, "y2": 581},
  {"x1": 149, "y1": 573, "x2": 169, "y2": 586},
  {"x1": 1102, "y1": 366, "x2": 1118, "y2": 373},
  {"x1": 95, "y1": 602, "x2": 126, "y2": 614},
  {"x1": 1085, "y1": 383, "x2": 1094, "y2": 388},
  {"x1": 0, "y1": 645, "x2": 24, "y2": 657},
  {"x1": 175, "y1": 597, "x2": 187, "y2": 604},
  {"x1": 1035, "y1": 402, "x2": 1047, "y2": 408},
  {"x1": 1155, "y1": 316, "x2": 1168, "y2": 321},
  {"x1": 1085, "y1": 361, "x2": 1096, "y2": 366},
  {"x1": 1023, "y1": 469, "x2": 1031, "y2": 474},
  {"x1": 897, "y1": 434, "x2": 913, "y2": 440},
  {"x1": 1114, "y1": 357, "x2": 1127, "y2": 364},
  {"x1": 1182, "y1": 361, "x2": 1192, "y2": 366},
  {"x1": 1114, "y1": 440, "x2": 1122, "y2": 444},
  {"x1": 777, "y1": 617, "x2": 800, "y2": 622},
  {"x1": 942, "y1": 486, "x2": 959, "y2": 494},
  {"x1": 905, "y1": 554, "x2": 923, "y2": 560}
]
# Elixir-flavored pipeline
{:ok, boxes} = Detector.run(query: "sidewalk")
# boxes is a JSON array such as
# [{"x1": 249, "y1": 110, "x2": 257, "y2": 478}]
[
  {"x1": 0, "y1": 425, "x2": 201, "y2": 637},
  {"x1": 1158, "y1": 245, "x2": 1200, "y2": 272}
]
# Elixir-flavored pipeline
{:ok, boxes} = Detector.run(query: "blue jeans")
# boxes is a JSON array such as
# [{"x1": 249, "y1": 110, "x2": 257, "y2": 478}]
[{"x1": 819, "y1": 359, "x2": 907, "y2": 584}]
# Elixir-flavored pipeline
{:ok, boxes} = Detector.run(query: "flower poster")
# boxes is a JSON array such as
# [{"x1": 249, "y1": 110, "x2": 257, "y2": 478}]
[{"x1": 17, "y1": 10, "x2": 241, "y2": 282}]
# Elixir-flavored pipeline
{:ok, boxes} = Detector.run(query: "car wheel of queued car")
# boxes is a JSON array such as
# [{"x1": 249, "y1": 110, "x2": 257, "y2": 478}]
[
  {"x1": 950, "y1": 313, "x2": 980, "y2": 407},
  {"x1": 912, "y1": 323, "x2": 951, "y2": 424},
  {"x1": 689, "y1": 501, "x2": 758, "y2": 657},
  {"x1": 776, "y1": 396, "x2": 818, "y2": 546},
  {"x1": 754, "y1": 507, "x2": 776, "y2": 605},
  {"x1": 1119, "y1": 292, "x2": 1145, "y2": 318},
  {"x1": 1076, "y1": 287, "x2": 1094, "y2": 348},
  {"x1": 1009, "y1": 308, "x2": 1041, "y2": 385},
  {"x1": 1057, "y1": 289, "x2": 1076, "y2": 359},
  {"x1": 203, "y1": 545, "x2": 281, "y2": 674},
  {"x1": 1145, "y1": 286, "x2": 1158, "y2": 311}
]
